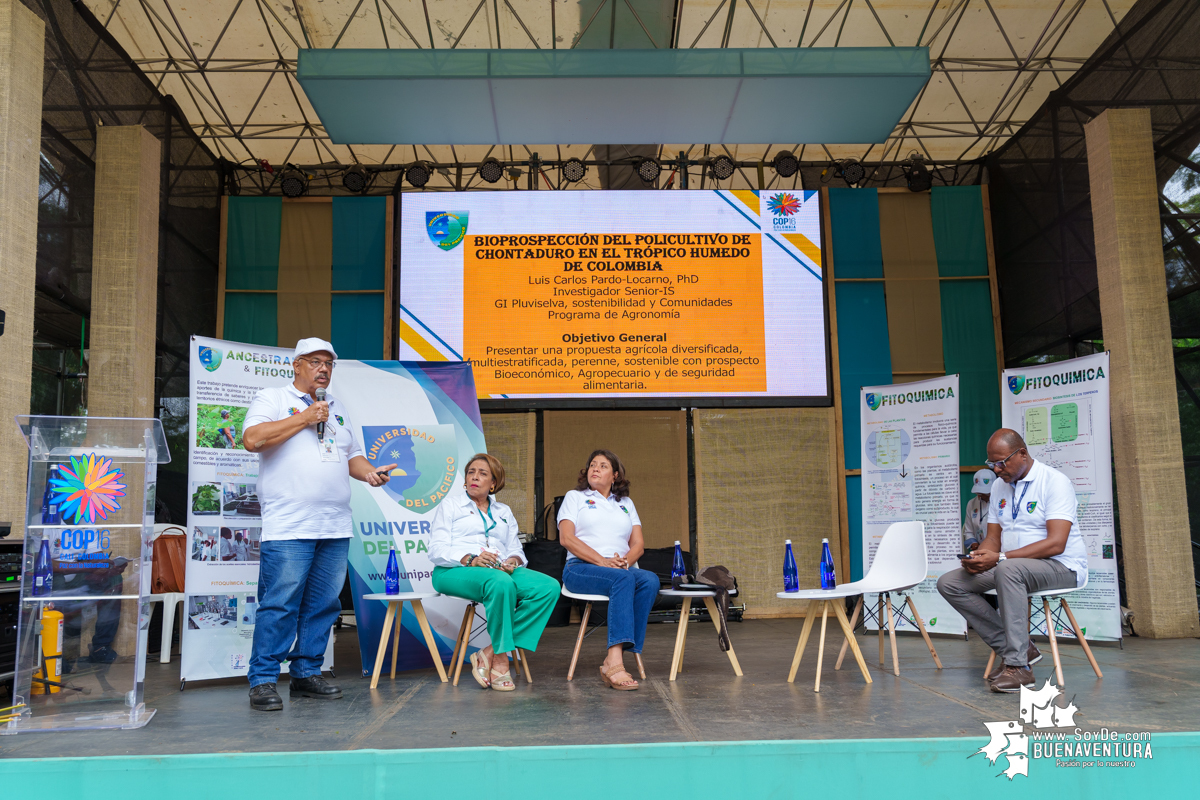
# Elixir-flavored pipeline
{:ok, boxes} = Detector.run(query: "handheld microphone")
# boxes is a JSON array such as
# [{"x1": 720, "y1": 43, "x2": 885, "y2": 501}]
[{"x1": 315, "y1": 387, "x2": 326, "y2": 438}]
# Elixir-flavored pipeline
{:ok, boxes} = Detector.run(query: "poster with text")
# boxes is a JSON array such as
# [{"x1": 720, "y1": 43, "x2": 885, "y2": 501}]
[
  {"x1": 184, "y1": 337, "x2": 488, "y2": 682},
  {"x1": 861, "y1": 376, "x2": 966, "y2": 636},
  {"x1": 1002, "y1": 352, "x2": 1121, "y2": 642}
]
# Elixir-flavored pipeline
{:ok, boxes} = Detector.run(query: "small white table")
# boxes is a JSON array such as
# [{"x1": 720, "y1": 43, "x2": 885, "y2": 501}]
[
  {"x1": 659, "y1": 588, "x2": 743, "y2": 681},
  {"x1": 362, "y1": 592, "x2": 448, "y2": 688}
]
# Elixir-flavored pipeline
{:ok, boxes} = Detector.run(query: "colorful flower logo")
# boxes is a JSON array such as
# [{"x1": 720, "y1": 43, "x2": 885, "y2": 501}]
[
  {"x1": 998, "y1": 499, "x2": 1007, "y2": 510},
  {"x1": 585, "y1": 499, "x2": 596, "y2": 507},
  {"x1": 767, "y1": 193, "x2": 801, "y2": 217},
  {"x1": 49, "y1": 454, "x2": 127, "y2": 525}
]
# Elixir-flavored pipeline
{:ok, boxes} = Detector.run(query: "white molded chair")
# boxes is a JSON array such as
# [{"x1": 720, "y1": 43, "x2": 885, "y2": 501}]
[
  {"x1": 982, "y1": 572, "x2": 1102, "y2": 687},
  {"x1": 561, "y1": 584, "x2": 646, "y2": 681}
]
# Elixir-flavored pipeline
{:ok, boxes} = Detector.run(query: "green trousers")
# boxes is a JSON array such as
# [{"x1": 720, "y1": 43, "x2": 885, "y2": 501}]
[{"x1": 431, "y1": 565, "x2": 560, "y2": 654}]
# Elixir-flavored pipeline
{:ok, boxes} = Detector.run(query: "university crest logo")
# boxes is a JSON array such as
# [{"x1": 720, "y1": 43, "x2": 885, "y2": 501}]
[
  {"x1": 362, "y1": 424, "x2": 458, "y2": 513},
  {"x1": 1008, "y1": 375, "x2": 1025, "y2": 395},
  {"x1": 198, "y1": 346, "x2": 222, "y2": 372},
  {"x1": 865, "y1": 393, "x2": 882, "y2": 411},
  {"x1": 426, "y1": 211, "x2": 469, "y2": 251},
  {"x1": 1026, "y1": 501, "x2": 1038, "y2": 513}
]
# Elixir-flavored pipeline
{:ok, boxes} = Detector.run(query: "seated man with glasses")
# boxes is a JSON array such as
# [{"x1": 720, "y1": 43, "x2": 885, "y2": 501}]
[
  {"x1": 937, "y1": 428, "x2": 1088, "y2": 693},
  {"x1": 241, "y1": 338, "x2": 398, "y2": 711}
]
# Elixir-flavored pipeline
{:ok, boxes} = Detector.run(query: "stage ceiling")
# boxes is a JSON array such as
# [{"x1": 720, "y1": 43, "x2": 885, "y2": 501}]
[{"x1": 83, "y1": 0, "x2": 1136, "y2": 189}]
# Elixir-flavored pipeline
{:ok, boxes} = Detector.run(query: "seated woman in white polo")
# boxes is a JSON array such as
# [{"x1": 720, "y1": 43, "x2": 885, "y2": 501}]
[
  {"x1": 429, "y1": 453, "x2": 559, "y2": 692},
  {"x1": 558, "y1": 449, "x2": 659, "y2": 691}
]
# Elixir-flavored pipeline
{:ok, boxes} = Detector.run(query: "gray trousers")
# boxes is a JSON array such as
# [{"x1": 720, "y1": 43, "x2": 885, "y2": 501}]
[{"x1": 936, "y1": 558, "x2": 1077, "y2": 667}]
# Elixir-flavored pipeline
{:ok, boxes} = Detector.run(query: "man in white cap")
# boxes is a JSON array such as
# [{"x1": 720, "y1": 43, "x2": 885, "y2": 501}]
[
  {"x1": 241, "y1": 338, "x2": 397, "y2": 711},
  {"x1": 961, "y1": 468, "x2": 995, "y2": 553}
]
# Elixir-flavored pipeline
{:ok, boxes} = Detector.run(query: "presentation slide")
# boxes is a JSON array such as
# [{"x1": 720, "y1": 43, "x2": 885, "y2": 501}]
[{"x1": 398, "y1": 190, "x2": 827, "y2": 401}]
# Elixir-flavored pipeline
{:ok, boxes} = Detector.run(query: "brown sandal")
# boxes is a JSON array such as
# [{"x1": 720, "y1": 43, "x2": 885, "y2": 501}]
[{"x1": 600, "y1": 662, "x2": 639, "y2": 690}]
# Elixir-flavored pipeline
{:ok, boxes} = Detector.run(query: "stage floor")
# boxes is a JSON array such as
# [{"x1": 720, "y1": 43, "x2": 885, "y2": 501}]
[{"x1": 2, "y1": 617, "x2": 1197, "y2": 758}]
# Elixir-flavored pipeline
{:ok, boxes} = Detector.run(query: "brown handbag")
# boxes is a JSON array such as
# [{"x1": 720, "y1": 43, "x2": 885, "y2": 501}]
[{"x1": 152, "y1": 526, "x2": 188, "y2": 594}]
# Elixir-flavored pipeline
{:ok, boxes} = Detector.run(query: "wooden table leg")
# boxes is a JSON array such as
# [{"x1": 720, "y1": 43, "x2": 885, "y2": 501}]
[
  {"x1": 885, "y1": 593, "x2": 900, "y2": 677},
  {"x1": 814, "y1": 601, "x2": 829, "y2": 692},
  {"x1": 878, "y1": 595, "x2": 886, "y2": 667},
  {"x1": 370, "y1": 601, "x2": 397, "y2": 689},
  {"x1": 787, "y1": 600, "x2": 820, "y2": 683},
  {"x1": 905, "y1": 595, "x2": 942, "y2": 669},
  {"x1": 1059, "y1": 598, "x2": 1102, "y2": 678},
  {"x1": 411, "y1": 600, "x2": 449, "y2": 682},
  {"x1": 1044, "y1": 598, "x2": 1064, "y2": 687},
  {"x1": 567, "y1": 603, "x2": 591, "y2": 681},
  {"x1": 453, "y1": 604, "x2": 475, "y2": 686},
  {"x1": 678, "y1": 603, "x2": 690, "y2": 674},
  {"x1": 702, "y1": 596, "x2": 743, "y2": 676},
  {"x1": 390, "y1": 603, "x2": 402, "y2": 679},
  {"x1": 831, "y1": 598, "x2": 872, "y2": 684},
  {"x1": 835, "y1": 595, "x2": 863, "y2": 671},
  {"x1": 669, "y1": 596, "x2": 692, "y2": 681}
]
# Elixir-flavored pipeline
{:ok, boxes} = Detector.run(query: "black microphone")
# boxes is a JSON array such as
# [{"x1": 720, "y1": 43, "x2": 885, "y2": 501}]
[{"x1": 315, "y1": 387, "x2": 326, "y2": 438}]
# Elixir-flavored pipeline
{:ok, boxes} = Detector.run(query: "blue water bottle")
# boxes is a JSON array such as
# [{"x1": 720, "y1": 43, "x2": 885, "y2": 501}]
[
  {"x1": 671, "y1": 540, "x2": 687, "y2": 586},
  {"x1": 820, "y1": 538, "x2": 837, "y2": 590},
  {"x1": 33, "y1": 538, "x2": 53, "y2": 597},
  {"x1": 384, "y1": 543, "x2": 400, "y2": 595},
  {"x1": 40, "y1": 465, "x2": 60, "y2": 525},
  {"x1": 783, "y1": 539, "x2": 799, "y2": 593}
]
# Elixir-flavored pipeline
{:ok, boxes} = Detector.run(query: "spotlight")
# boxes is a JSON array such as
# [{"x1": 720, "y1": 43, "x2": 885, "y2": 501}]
[
  {"x1": 772, "y1": 150, "x2": 799, "y2": 178},
  {"x1": 279, "y1": 167, "x2": 308, "y2": 198},
  {"x1": 902, "y1": 153, "x2": 932, "y2": 192},
  {"x1": 406, "y1": 161, "x2": 432, "y2": 188},
  {"x1": 562, "y1": 157, "x2": 587, "y2": 183},
  {"x1": 477, "y1": 158, "x2": 504, "y2": 184},
  {"x1": 635, "y1": 157, "x2": 661, "y2": 183},
  {"x1": 838, "y1": 159, "x2": 866, "y2": 186},
  {"x1": 709, "y1": 155, "x2": 736, "y2": 181},
  {"x1": 342, "y1": 165, "x2": 370, "y2": 194}
]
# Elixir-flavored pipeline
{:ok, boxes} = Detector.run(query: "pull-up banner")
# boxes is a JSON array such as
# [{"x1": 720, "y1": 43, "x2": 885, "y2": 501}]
[
  {"x1": 184, "y1": 336, "x2": 486, "y2": 682},
  {"x1": 860, "y1": 375, "x2": 966, "y2": 636},
  {"x1": 1001, "y1": 352, "x2": 1121, "y2": 642}
]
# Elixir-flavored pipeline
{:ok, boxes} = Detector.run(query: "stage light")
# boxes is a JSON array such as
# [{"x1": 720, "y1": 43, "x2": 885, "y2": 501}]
[
  {"x1": 902, "y1": 153, "x2": 932, "y2": 192},
  {"x1": 562, "y1": 157, "x2": 587, "y2": 183},
  {"x1": 635, "y1": 157, "x2": 661, "y2": 183},
  {"x1": 709, "y1": 155, "x2": 736, "y2": 181},
  {"x1": 342, "y1": 165, "x2": 369, "y2": 194},
  {"x1": 838, "y1": 159, "x2": 866, "y2": 186},
  {"x1": 279, "y1": 168, "x2": 308, "y2": 198},
  {"x1": 478, "y1": 158, "x2": 504, "y2": 184},
  {"x1": 406, "y1": 161, "x2": 432, "y2": 188},
  {"x1": 772, "y1": 150, "x2": 799, "y2": 178}
]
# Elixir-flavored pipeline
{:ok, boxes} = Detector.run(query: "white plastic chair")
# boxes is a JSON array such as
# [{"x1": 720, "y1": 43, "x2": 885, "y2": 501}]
[
  {"x1": 981, "y1": 571, "x2": 1103, "y2": 687},
  {"x1": 561, "y1": 583, "x2": 646, "y2": 682}
]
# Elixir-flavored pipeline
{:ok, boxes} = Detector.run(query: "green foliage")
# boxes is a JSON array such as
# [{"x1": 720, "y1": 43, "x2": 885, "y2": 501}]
[
  {"x1": 195, "y1": 404, "x2": 247, "y2": 449},
  {"x1": 192, "y1": 483, "x2": 220, "y2": 513}
]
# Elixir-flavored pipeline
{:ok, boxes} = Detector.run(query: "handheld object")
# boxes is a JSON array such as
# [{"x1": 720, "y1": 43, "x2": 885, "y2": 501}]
[{"x1": 314, "y1": 387, "x2": 326, "y2": 438}]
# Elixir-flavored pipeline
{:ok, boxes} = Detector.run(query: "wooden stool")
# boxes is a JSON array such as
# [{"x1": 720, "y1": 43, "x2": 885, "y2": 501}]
[
  {"x1": 448, "y1": 601, "x2": 533, "y2": 686},
  {"x1": 659, "y1": 588, "x2": 743, "y2": 681},
  {"x1": 981, "y1": 581, "x2": 1103, "y2": 687},
  {"x1": 363, "y1": 592, "x2": 448, "y2": 688}
]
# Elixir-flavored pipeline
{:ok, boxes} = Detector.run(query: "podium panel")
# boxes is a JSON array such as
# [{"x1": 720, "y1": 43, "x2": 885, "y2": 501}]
[{"x1": 4, "y1": 416, "x2": 168, "y2": 734}]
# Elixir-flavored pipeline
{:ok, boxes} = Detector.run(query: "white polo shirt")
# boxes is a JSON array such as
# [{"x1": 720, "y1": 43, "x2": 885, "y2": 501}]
[
  {"x1": 557, "y1": 488, "x2": 641, "y2": 561},
  {"x1": 428, "y1": 493, "x2": 525, "y2": 568},
  {"x1": 988, "y1": 459, "x2": 1088, "y2": 586},
  {"x1": 244, "y1": 383, "x2": 363, "y2": 541}
]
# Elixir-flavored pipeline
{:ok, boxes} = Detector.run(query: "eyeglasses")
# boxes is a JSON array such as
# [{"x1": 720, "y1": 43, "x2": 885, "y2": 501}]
[
  {"x1": 984, "y1": 448, "x2": 1024, "y2": 470},
  {"x1": 299, "y1": 357, "x2": 336, "y2": 370}
]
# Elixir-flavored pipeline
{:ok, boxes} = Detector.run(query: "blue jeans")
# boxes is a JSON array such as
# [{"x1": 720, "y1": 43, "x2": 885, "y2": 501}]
[
  {"x1": 562, "y1": 560, "x2": 659, "y2": 653},
  {"x1": 249, "y1": 538, "x2": 348, "y2": 687}
]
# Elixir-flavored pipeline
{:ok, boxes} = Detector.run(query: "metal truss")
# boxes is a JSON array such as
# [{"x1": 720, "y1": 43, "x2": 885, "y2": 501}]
[{"x1": 78, "y1": 0, "x2": 1135, "y2": 194}]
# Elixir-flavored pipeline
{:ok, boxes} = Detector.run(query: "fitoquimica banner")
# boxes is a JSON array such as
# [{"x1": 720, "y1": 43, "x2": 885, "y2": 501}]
[
  {"x1": 183, "y1": 336, "x2": 487, "y2": 682},
  {"x1": 1001, "y1": 352, "x2": 1121, "y2": 642}
]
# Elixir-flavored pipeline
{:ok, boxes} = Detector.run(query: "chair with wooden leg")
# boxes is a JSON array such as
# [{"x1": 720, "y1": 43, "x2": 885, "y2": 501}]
[
  {"x1": 561, "y1": 586, "x2": 646, "y2": 681},
  {"x1": 981, "y1": 574, "x2": 1102, "y2": 687},
  {"x1": 363, "y1": 592, "x2": 449, "y2": 689},
  {"x1": 658, "y1": 588, "x2": 743, "y2": 681},
  {"x1": 448, "y1": 601, "x2": 534, "y2": 686}
]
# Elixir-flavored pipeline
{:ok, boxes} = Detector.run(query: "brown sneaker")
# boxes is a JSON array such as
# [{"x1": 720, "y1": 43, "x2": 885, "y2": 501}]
[
  {"x1": 987, "y1": 643, "x2": 1042, "y2": 683},
  {"x1": 990, "y1": 665, "x2": 1035, "y2": 693}
]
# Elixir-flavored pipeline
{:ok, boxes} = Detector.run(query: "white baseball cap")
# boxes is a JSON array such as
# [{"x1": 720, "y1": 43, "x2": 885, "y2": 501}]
[
  {"x1": 293, "y1": 337, "x2": 338, "y2": 361},
  {"x1": 971, "y1": 468, "x2": 996, "y2": 494}
]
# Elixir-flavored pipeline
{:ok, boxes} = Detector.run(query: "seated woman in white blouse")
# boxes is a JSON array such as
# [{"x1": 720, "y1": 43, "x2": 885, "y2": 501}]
[
  {"x1": 558, "y1": 449, "x2": 659, "y2": 691},
  {"x1": 429, "y1": 454, "x2": 559, "y2": 692}
]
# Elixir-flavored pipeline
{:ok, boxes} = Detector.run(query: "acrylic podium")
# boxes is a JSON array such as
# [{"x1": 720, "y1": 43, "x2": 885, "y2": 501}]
[{"x1": 4, "y1": 416, "x2": 169, "y2": 734}]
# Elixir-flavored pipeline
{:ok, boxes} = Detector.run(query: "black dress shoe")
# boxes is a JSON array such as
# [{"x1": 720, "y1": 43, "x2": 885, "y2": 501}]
[
  {"x1": 249, "y1": 682, "x2": 283, "y2": 711},
  {"x1": 289, "y1": 675, "x2": 342, "y2": 699}
]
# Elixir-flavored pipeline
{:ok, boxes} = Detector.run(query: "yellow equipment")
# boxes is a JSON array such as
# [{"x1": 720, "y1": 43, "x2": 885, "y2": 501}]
[{"x1": 33, "y1": 608, "x2": 63, "y2": 695}]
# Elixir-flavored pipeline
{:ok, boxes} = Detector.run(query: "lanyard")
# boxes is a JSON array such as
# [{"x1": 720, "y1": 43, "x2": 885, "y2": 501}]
[
  {"x1": 476, "y1": 502, "x2": 497, "y2": 547},
  {"x1": 1011, "y1": 481, "x2": 1030, "y2": 520}
]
